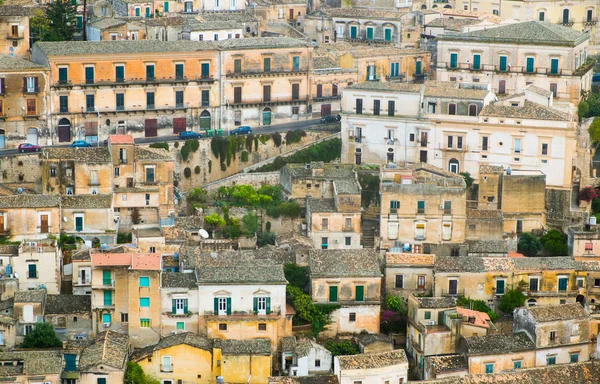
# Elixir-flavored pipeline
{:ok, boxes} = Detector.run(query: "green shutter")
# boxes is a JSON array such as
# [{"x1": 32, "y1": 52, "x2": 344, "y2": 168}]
[
  {"x1": 98, "y1": 378, "x2": 107, "y2": 384},
  {"x1": 183, "y1": 299, "x2": 188, "y2": 314},
  {"x1": 266, "y1": 297, "x2": 271, "y2": 314},
  {"x1": 103, "y1": 270, "x2": 111, "y2": 285},
  {"x1": 497, "y1": 280, "x2": 505, "y2": 295},
  {"x1": 226, "y1": 297, "x2": 231, "y2": 315},
  {"x1": 356, "y1": 285, "x2": 364, "y2": 301},
  {"x1": 526, "y1": 57, "x2": 534, "y2": 73},
  {"x1": 350, "y1": 26, "x2": 357, "y2": 39},
  {"x1": 253, "y1": 297, "x2": 258, "y2": 312},
  {"x1": 329, "y1": 286, "x2": 338, "y2": 302},
  {"x1": 103, "y1": 290, "x2": 112, "y2": 306},
  {"x1": 384, "y1": 28, "x2": 392, "y2": 42},
  {"x1": 172, "y1": 299, "x2": 176, "y2": 314},
  {"x1": 499, "y1": 56, "x2": 507, "y2": 71},
  {"x1": 416, "y1": 61, "x2": 422, "y2": 75},
  {"x1": 28, "y1": 264, "x2": 36, "y2": 278},
  {"x1": 473, "y1": 54, "x2": 480, "y2": 70},
  {"x1": 366, "y1": 27, "x2": 373, "y2": 40},
  {"x1": 214, "y1": 298, "x2": 218, "y2": 315},
  {"x1": 551, "y1": 59, "x2": 559, "y2": 74},
  {"x1": 450, "y1": 53, "x2": 457, "y2": 69},
  {"x1": 164, "y1": 1, "x2": 169, "y2": 11}
]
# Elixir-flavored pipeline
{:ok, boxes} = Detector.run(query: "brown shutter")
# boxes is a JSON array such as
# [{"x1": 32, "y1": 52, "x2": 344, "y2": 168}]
[
  {"x1": 34, "y1": 76, "x2": 39, "y2": 92},
  {"x1": 22, "y1": 77, "x2": 26, "y2": 93},
  {"x1": 0, "y1": 79, "x2": 5, "y2": 94}
]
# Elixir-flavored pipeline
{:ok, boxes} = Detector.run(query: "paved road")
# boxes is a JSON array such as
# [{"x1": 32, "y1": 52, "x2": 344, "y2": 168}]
[{"x1": 0, "y1": 118, "x2": 323, "y2": 157}]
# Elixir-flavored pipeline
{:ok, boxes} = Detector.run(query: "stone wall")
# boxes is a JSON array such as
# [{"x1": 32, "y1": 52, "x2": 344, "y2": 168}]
[
  {"x1": 202, "y1": 172, "x2": 280, "y2": 191},
  {"x1": 0, "y1": 154, "x2": 43, "y2": 192}
]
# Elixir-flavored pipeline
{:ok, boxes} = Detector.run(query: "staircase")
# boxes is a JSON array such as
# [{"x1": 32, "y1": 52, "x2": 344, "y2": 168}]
[{"x1": 362, "y1": 219, "x2": 377, "y2": 248}]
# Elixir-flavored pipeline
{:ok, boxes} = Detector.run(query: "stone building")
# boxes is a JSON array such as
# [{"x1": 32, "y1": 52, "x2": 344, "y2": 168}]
[
  {"x1": 78, "y1": 330, "x2": 130, "y2": 384},
  {"x1": 0, "y1": 5, "x2": 33, "y2": 59},
  {"x1": 459, "y1": 332, "x2": 536, "y2": 375},
  {"x1": 0, "y1": 194, "x2": 60, "y2": 240},
  {"x1": 13, "y1": 289, "x2": 45, "y2": 344},
  {"x1": 44, "y1": 294, "x2": 92, "y2": 341},
  {"x1": 279, "y1": 162, "x2": 356, "y2": 201},
  {"x1": 334, "y1": 350, "x2": 408, "y2": 384},
  {"x1": 0, "y1": 350, "x2": 62, "y2": 383},
  {"x1": 385, "y1": 252, "x2": 434, "y2": 299},
  {"x1": 280, "y1": 336, "x2": 333, "y2": 376},
  {"x1": 160, "y1": 271, "x2": 199, "y2": 336}
]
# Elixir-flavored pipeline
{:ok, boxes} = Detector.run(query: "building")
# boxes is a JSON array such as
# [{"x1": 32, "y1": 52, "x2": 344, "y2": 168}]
[
  {"x1": 436, "y1": 21, "x2": 593, "y2": 104},
  {"x1": 309, "y1": 249, "x2": 382, "y2": 335},
  {"x1": 13, "y1": 240, "x2": 61, "y2": 294},
  {"x1": 385, "y1": 252, "x2": 435, "y2": 299},
  {"x1": 380, "y1": 163, "x2": 467, "y2": 252},
  {"x1": 513, "y1": 303, "x2": 593, "y2": 366},
  {"x1": 0, "y1": 54, "x2": 49, "y2": 148},
  {"x1": 311, "y1": 55, "x2": 356, "y2": 118},
  {"x1": 357, "y1": 333, "x2": 394, "y2": 353},
  {"x1": 0, "y1": 5, "x2": 33, "y2": 59},
  {"x1": 280, "y1": 336, "x2": 333, "y2": 376},
  {"x1": 333, "y1": 350, "x2": 408, "y2": 384},
  {"x1": 160, "y1": 271, "x2": 199, "y2": 335},
  {"x1": 78, "y1": 330, "x2": 130, "y2": 384},
  {"x1": 13, "y1": 289, "x2": 45, "y2": 344},
  {"x1": 196, "y1": 263, "x2": 292, "y2": 351},
  {"x1": 0, "y1": 194, "x2": 60, "y2": 240},
  {"x1": 213, "y1": 338, "x2": 273, "y2": 383},
  {"x1": 0, "y1": 350, "x2": 62, "y2": 383},
  {"x1": 269, "y1": 377, "x2": 339, "y2": 384},
  {"x1": 61, "y1": 195, "x2": 116, "y2": 245},
  {"x1": 183, "y1": 19, "x2": 244, "y2": 41},
  {"x1": 305, "y1": 177, "x2": 362, "y2": 250},
  {"x1": 459, "y1": 332, "x2": 536, "y2": 375},
  {"x1": 72, "y1": 248, "x2": 93, "y2": 295},
  {"x1": 424, "y1": 354, "x2": 468, "y2": 380},
  {"x1": 279, "y1": 162, "x2": 356, "y2": 201},
  {"x1": 90, "y1": 252, "x2": 161, "y2": 347},
  {"x1": 86, "y1": 17, "x2": 146, "y2": 41},
  {"x1": 44, "y1": 294, "x2": 92, "y2": 341}
]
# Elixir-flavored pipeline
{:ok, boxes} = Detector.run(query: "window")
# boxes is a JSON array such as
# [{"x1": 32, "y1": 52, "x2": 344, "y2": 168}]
[
  {"x1": 140, "y1": 318, "x2": 150, "y2": 328},
  {"x1": 424, "y1": 311, "x2": 431, "y2": 320},
  {"x1": 539, "y1": 11, "x2": 545, "y2": 21},
  {"x1": 200, "y1": 89, "x2": 210, "y2": 107},
  {"x1": 417, "y1": 200, "x2": 425, "y2": 214},
  {"x1": 116, "y1": 93, "x2": 124, "y2": 111},
  {"x1": 25, "y1": 76, "x2": 37, "y2": 93},
  {"x1": 395, "y1": 275, "x2": 404, "y2": 289},
  {"x1": 514, "y1": 138, "x2": 521, "y2": 154},
  {"x1": 496, "y1": 279, "x2": 505, "y2": 295},
  {"x1": 263, "y1": 57, "x2": 271, "y2": 72},
  {"x1": 550, "y1": 58, "x2": 559, "y2": 75},
  {"x1": 349, "y1": 312, "x2": 356, "y2": 322},
  {"x1": 172, "y1": 298, "x2": 188, "y2": 315},
  {"x1": 27, "y1": 264, "x2": 37, "y2": 278},
  {"x1": 145, "y1": 166, "x2": 155, "y2": 183},
  {"x1": 162, "y1": 356, "x2": 172, "y2": 372},
  {"x1": 547, "y1": 356, "x2": 556, "y2": 365},
  {"x1": 472, "y1": 54, "x2": 481, "y2": 70},
  {"x1": 145, "y1": 65, "x2": 155, "y2": 82},
  {"x1": 176, "y1": 91, "x2": 184, "y2": 108},
  {"x1": 595, "y1": 278, "x2": 600, "y2": 287},
  {"x1": 482, "y1": 136, "x2": 488, "y2": 151},
  {"x1": 572, "y1": 323, "x2": 580, "y2": 335},
  {"x1": 201, "y1": 63, "x2": 210, "y2": 78},
  {"x1": 415, "y1": 223, "x2": 425, "y2": 240},
  {"x1": 314, "y1": 359, "x2": 321, "y2": 367},
  {"x1": 550, "y1": 330, "x2": 556, "y2": 342},
  {"x1": 367, "y1": 65, "x2": 376, "y2": 80},
  {"x1": 588, "y1": 9, "x2": 593, "y2": 22},
  {"x1": 558, "y1": 277, "x2": 568, "y2": 292},
  {"x1": 448, "y1": 103, "x2": 456, "y2": 115},
  {"x1": 146, "y1": 92, "x2": 155, "y2": 109},
  {"x1": 345, "y1": 237, "x2": 351, "y2": 246},
  {"x1": 513, "y1": 360, "x2": 522, "y2": 369},
  {"x1": 485, "y1": 363, "x2": 493, "y2": 374},
  {"x1": 356, "y1": 98, "x2": 363, "y2": 114},
  {"x1": 468, "y1": 104, "x2": 477, "y2": 116},
  {"x1": 390, "y1": 62, "x2": 399, "y2": 77},
  {"x1": 85, "y1": 67, "x2": 94, "y2": 84},
  {"x1": 355, "y1": 285, "x2": 364, "y2": 301},
  {"x1": 115, "y1": 65, "x2": 124, "y2": 82},
  {"x1": 541, "y1": 143, "x2": 548, "y2": 156},
  {"x1": 292, "y1": 56, "x2": 300, "y2": 71},
  {"x1": 529, "y1": 277, "x2": 539, "y2": 292},
  {"x1": 140, "y1": 297, "x2": 150, "y2": 307},
  {"x1": 577, "y1": 277, "x2": 584, "y2": 288},
  {"x1": 388, "y1": 100, "x2": 395, "y2": 117},
  {"x1": 216, "y1": 297, "x2": 230, "y2": 315},
  {"x1": 373, "y1": 99, "x2": 380, "y2": 115},
  {"x1": 450, "y1": 52, "x2": 458, "y2": 69},
  {"x1": 175, "y1": 63, "x2": 184, "y2": 80},
  {"x1": 263, "y1": 85, "x2": 271, "y2": 102},
  {"x1": 570, "y1": 353, "x2": 579, "y2": 363},
  {"x1": 102, "y1": 313, "x2": 111, "y2": 324},
  {"x1": 86, "y1": 94, "x2": 94, "y2": 112},
  {"x1": 175, "y1": 321, "x2": 184, "y2": 330},
  {"x1": 292, "y1": 83, "x2": 299, "y2": 100},
  {"x1": 257, "y1": 323, "x2": 267, "y2": 331},
  {"x1": 417, "y1": 275, "x2": 426, "y2": 289},
  {"x1": 59, "y1": 96, "x2": 69, "y2": 113},
  {"x1": 121, "y1": 313, "x2": 128, "y2": 322},
  {"x1": 526, "y1": 57, "x2": 535, "y2": 73},
  {"x1": 59, "y1": 67, "x2": 68, "y2": 84},
  {"x1": 219, "y1": 323, "x2": 227, "y2": 331},
  {"x1": 321, "y1": 237, "x2": 328, "y2": 249},
  {"x1": 448, "y1": 136, "x2": 453, "y2": 149}
]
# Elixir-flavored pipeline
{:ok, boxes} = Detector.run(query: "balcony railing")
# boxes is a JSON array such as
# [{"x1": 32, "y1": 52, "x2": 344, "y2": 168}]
[
  {"x1": 7, "y1": 34, "x2": 24, "y2": 40},
  {"x1": 558, "y1": 18, "x2": 575, "y2": 26},
  {"x1": 584, "y1": 17, "x2": 597, "y2": 25},
  {"x1": 441, "y1": 289, "x2": 465, "y2": 297},
  {"x1": 437, "y1": 62, "x2": 582, "y2": 76},
  {"x1": 205, "y1": 307, "x2": 282, "y2": 317},
  {"x1": 161, "y1": 364, "x2": 173, "y2": 372},
  {"x1": 231, "y1": 97, "x2": 306, "y2": 107},
  {"x1": 51, "y1": 76, "x2": 215, "y2": 89},
  {"x1": 226, "y1": 69, "x2": 307, "y2": 78},
  {"x1": 526, "y1": 288, "x2": 579, "y2": 297}
]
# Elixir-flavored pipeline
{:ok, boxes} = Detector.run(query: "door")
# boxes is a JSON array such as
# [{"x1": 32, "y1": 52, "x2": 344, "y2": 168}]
[
  {"x1": 419, "y1": 150, "x2": 427, "y2": 163},
  {"x1": 563, "y1": 8, "x2": 569, "y2": 24},
  {"x1": 420, "y1": 131, "x2": 428, "y2": 147},
  {"x1": 199, "y1": 111, "x2": 211, "y2": 130},
  {"x1": 498, "y1": 80, "x2": 506, "y2": 95},
  {"x1": 384, "y1": 28, "x2": 392, "y2": 42},
  {"x1": 448, "y1": 280, "x2": 458, "y2": 295},
  {"x1": 173, "y1": 117, "x2": 186, "y2": 134},
  {"x1": 415, "y1": 60, "x2": 422, "y2": 75},
  {"x1": 550, "y1": 83, "x2": 557, "y2": 97},
  {"x1": 27, "y1": 128, "x2": 38, "y2": 145},
  {"x1": 417, "y1": 275, "x2": 426, "y2": 289},
  {"x1": 289, "y1": 8, "x2": 294, "y2": 20},
  {"x1": 526, "y1": 57, "x2": 534, "y2": 73},
  {"x1": 499, "y1": 56, "x2": 507, "y2": 71},
  {"x1": 40, "y1": 214, "x2": 48, "y2": 233},
  {"x1": 350, "y1": 25, "x2": 357, "y2": 39},
  {"x1": 75, "y1": 216, "x2": 83, "y2": 232},
  {"x1": 144, "y1": 119, "x2": 157, "y2": 137},
  {"x1": 58, "y1": 118, "x2": 71, "y2": 142},
  {"x1": 366, "y1": 27, "x2": 373, "y2": 40},
  {"x1": 163, "y1": 1, "x2": 168, "y2": 11},
  {"x1": 104, "y1": 290, "x2": 112, "y2": 306},
  {"x1": 449, "y1": 159, "x2": 459, "y2": 173},
  {"x1": 558, "y1": 278, "x2": 568, "y2": 291},
  {"x1": 355, "y1": 154, "x2": 361, "y2": 165},
  {"x1": 262, "y1": 108, "x2": 271, "y2": 125},
  {"x1": 321, "y1": 104, "x2": 331, "y2": 117}
]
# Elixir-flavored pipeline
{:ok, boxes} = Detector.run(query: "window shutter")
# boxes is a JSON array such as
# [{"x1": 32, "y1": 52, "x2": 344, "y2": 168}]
[
  {"x1": 172, "y1": 299, "x2": 176, "y2": 314},
  {"x1": 253, "y1": 297, "x2": 258, "y2": 312},
  {"x1": 183, "y1": 299, "x2": 188, "y2": 314},
  {"x1": 22, "y1": 77, "x2": 26, "y2": 92},
  {"x1": 226, "y1": 297, "x2": 231, "y2": 315},
  {"x1": 0, "y1": 79, "x2": 5, "y2": 94},
  {"x1": 266, "y1": 297, "x2": 271, "y2": 314},
  {"x1": 34, "y1": 77, "x2": 39, "y2": 91},
  {"x1": 213, "y1": 298, "x2": 218, "y2": 314}
]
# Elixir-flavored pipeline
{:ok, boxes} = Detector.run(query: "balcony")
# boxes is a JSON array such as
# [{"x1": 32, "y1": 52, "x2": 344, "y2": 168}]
[
  {"x1": 526, "y1": 288, "x2": 579, "y2": 297},
  {"x1": 92, "y1": 280, "x2": 115, "y2": 289},
  {"x1": 441, "y1": 289, "x2": 465, "y2": 297},
  {"x1": 558, "y1": 18, "x2": 575, "y2": 27},
  {"x1": 226, "y1": 69, "x2": 308, "y2": 78},
  {"x1": 313, "y1": 95, "x2": 341, "y2": 102},
  {"x1": 75, "y1": 278, "x2": 91, "y2": 286},
  {"x1": 160, "y1": 364, "x2": 173, "y2": 373},
  {"x1": 7, "y1": 34, "x2": 24, "y2": 40},
  {"x1": 346, "y1": 37, "x2": 393, "y2": 46},
  {"x1": 51, "y1": 76, "x2": 215, "y2": 89},
  {"x1": 204, "y1": 307, "x2": 282, "y2": 318},
  {"x1": 231, "y1": 97, "x2": 307, "y2": 108},
  {"x1": 56, "y1": 105, "x2": 194, "y2": 116},
  {"x1": 584, "y1": 17, "x2": 597, "y2": 26},
  {"x1": 343, "y1": 227, "x2": 355, "y2": 232},
  {"x1": 437, "y1": 62, "x2": 582, "y2": 76}
]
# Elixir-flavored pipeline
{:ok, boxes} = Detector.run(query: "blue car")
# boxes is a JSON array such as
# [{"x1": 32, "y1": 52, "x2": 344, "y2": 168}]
[
  {"x1": 71, "y1": 140, "x2": 92, "y2": 148},
  {"x1": 178, "y1": 131, "x2": 202, "y2": 140},
  {"x1": 230, "y1": 126, "x2": 252, "y2": 135}
]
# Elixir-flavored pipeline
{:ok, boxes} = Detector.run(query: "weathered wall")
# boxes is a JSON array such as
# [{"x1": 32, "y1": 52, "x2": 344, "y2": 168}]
[{"x1": 202, "y1": 172, "x2": 280, "y2": 191}]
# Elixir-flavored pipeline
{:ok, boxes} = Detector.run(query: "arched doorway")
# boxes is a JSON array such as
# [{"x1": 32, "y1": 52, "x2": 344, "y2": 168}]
[
  {"x1": 449, "y1": 158, "x2": 459, "y2": 173},
  {"x1": 444, "y1": 4, "x2": 451, "y2": 8},
  {"x1": 262, "y1": 108, "x2": 272, "y2": 125},
  {"x1": 421, "y1": 4, "x2": 426, "y2": 8},
  {"x1": 527, "y1": 299, "x2": 537, "y2": 307},
  {"x1": 58, "y1": 118, "x2": 72, "y2": 142},
  {"x1": 27, "y1": 128, "x2": 38, "y2": 145},
  {"x1": 576, "y1": 294, "x2": 585, "y2": 306},
  {"x1": 199, "y1": 110, "x2": 211, "y2": 130}
]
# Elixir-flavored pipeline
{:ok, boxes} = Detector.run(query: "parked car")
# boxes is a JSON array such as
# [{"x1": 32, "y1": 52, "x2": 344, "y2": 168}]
[
  {"x1": 71, "y1": 140, "x2": 92, "y2": 148},
  {"x1": 179, "y1": 130, "x2": 202, "y2": 140},
  {"x1": 18, "y1": 143, "x2": 41, "y2": 153},
  {"x1": 320, "y1": 115, "x2": 338, "y2": 124},
  {"x1": 230, "y1": 126, "x2": 252, "y2": 135}
]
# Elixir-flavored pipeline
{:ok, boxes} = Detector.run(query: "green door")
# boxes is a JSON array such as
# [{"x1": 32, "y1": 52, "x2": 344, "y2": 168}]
[
  {"x1": 499, "y1": 56, "x2": 507, "y2": 71},
  {"x1": 75, "y1": 216, "x2": 83, "y2": 232},
  {"x1": 416, "y1": 61, "x2": 422, "y2": 75},
  {"x1": 551, "y1": 58, "x2": 559, "y2": 74},
  {"x1": 384, "y1": 28, "x2": 392, "y2": 42},
  {"x1": 135, "y1": 7, "x2": 140, "y2": 16},
  {"x1": 103, "y1": 290, "x2": 112, "y2": 306},
  {"x1": 450, "y1": 53, "x2": 457, "y2": 69},
  {"x1": 28, "y1": 264, "x2": 36, "y2": 278},
  {"x1": 199, "y1": 111, "x2": 211, "y2": 130},
  {"x1": 473, "y1": 54, "x2": 481, "y2": 70},
  {"x1": 145, "y1": 7, "x2": 150, "y2": 17},
  {"x1": 526, "y1": 57, "x2": 534, "y2": 73},
  {"x1": 163, "y1": 1, "x2": 169, "y2": 11},
  {"x1": 350, "y1": 26, "x2": 357, "y2": 39},
  {"x1": 355, "y1": 285, "x2": 364, "y2": 301},
  {"x1": 496, "y1": 280, "x2": 505, "y2": 295},
  {"x1": 366, "y1": 27, "x2": 373, "y2": 40},
  {"x1": 103, "y1": 270, "x2": 111, "y2": 285},
  {"x1": 263, "y1": 109, "x2": 271, "y2": 125},
  {"x1": 558, "y1": 278, "x2": 568, "y2": 291},
  {"x1": 329, "y1": 286, "x2": 338, "y2": 302}
]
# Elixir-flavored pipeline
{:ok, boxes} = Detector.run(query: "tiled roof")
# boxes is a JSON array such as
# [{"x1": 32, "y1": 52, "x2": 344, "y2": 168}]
[
  {"x1": 426, "y1": 17, "x2": 480, "y2": 31},
  {"x1": 317, "y1": 7, "x2": 407, "y2": 19},
  {"x1": 463, "y1": 332, "x2": 535, "y2": 355},
  {"x1": 186, "y1": 19, "x2": 240, "y2": 31},
  {"x1": 524, "y1": 303, "x2": 590, "y2": 322},
  {"x1": 0, "y1": 350, "x2": 62, "y2": 376},
  {"x1": 0, "y1": 194, "x2": 60, "y2": 209},
  {"x1": 79, "y1": 330, "x2": 129, "y2": 370},
  {"x1": 346, "y1": 81, "x2": 422, "y2": 93},
  {"x1": 219, "y1": 37, "x2": 310, "y2": 50},
  {"x1": 414, "y1": 296, "x2": 456, "y2": 309},
  {"x1": 307, "y1": 198, "x2": 336, "y2": 212},
  {"x1": 313, "y1": 56, "x2": 340, "y2": 70},
  {"x1": 213, "y1": 338, "x2": 271, "y2": 355},
  {"x1": 480, "y1": 101, "x2": 571, "y2": 121},
  {"x1": 14, "y1": 289, "x2": 45, "y2": 303},
  {"x1": 0, "y1": 54, "x2": 45, "y2": 70},
  {"x1": 132, "y1": 253, "x2": 161, "y2": 270},
  {"x1": 45, "y1": 294, "x2": 90, "y2": 314},
  {"x1": 424, "y1": 82, "x2": 490, "y2": 100},
  {"x1": 268, "y1": 376, "x2": 339, "y2": 384},
  {"x1": 281, "y1": 336, "x2": 297, "y2": 352},
  {"x1": 358, "y1": 333, "x2": 392, "y2": 346},
  {"x1": 91, "y1": 253, "x2": 161, "y2": 270},
  {"x1": 285, "y1": 163, "x2": 355, "y2": 179},
  {"x1": 337, "y1": 350, "x2": 407, "y2": 370},
  {"x1": 91, "y1": 253, "x2": 131, "y2": 267},
  {"x1": 197, "y1": 263, "x2": 287, "y2": 284},
  {"x1": 0, "y1": 298, "x2": 14, "y2": 312},
  {"x1": 44, "y1": 147, "x2": 111, "y2": 163},
  {"x1": 61, "y1": 194, "x2": 113, "y2": 209},
  {"x1": 526, "y1": 84, "x2": 553, "y2": 98},
  {"x1": 0, "y1": 245, "x2": 18, "y2": 256},
  {"x1": 466, "y1": 240, "x2": 507, "y2": 253},
  {"x1": 198, "y1": 11, "x2": 258, "y2": 23},
  {"x1": 109, "y1": 134, "x2": 134, "y2": 144},
  {"x1": 0, "y1": 5, "x2": 34, "y2": 16},
  {"x1": 455, "y1": 307, "x2": 490, "y2": 328},
  {"x1": 428, "y1": 354, "x2": 468, "y2": 375},
  {"x1": 439, "y1": 21, "x2": 589, "y2": 46},
  {"x1": 162, "y1": 271, "x2": 197, "y2": 289},
  {"x1": 334, "y1": 179, "x2": 361, "y2": 194},
  {"x1": 88, "y1": 17, "x2": 127, "y2": 29},
  {"x1": 135, "y1": 147, "x2": 173, "y2": 161},
  {"x1": 145, "y1": 15, "x2": 185, "y2": 26},
  {"x1": 309, "y1": 249, "x2": 381, "y2": 278},
  {"x1": 386, "y1": 253, "x2": 435, "y2": 266},
  {"x1": 130, "y1": 332, "x2": 211, "y2": 361},
  {"x1": 435, "y1": 256, "x2": 579, "y2": 273},
  {"x1": 34, "y1": 40, "x2": 218, "y2": 56}
]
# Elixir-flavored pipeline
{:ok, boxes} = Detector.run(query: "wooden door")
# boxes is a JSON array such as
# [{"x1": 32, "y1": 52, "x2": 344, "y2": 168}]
[
  {"x1": 40, "y1": 214, "x2": 48, "y2": 233},
  {"x1": 144, "y1": 119, "x2": 157, "y2": 137}
]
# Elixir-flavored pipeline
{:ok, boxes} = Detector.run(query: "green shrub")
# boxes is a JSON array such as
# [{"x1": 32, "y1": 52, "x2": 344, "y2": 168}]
[
  {"x1": 385, "y1": 295, "x2": 404, "y2": 312},
  {"x1": 254, "y1": 136, "x2": 259, "y2": 151},
  {"x1": 220, "y1": 162, "x2": 227, "y2": 171},
  {"x1": 266, "y1": 221, "x2": 272, "y2": 231},
  {"x1": 149, "y1": 142, "x2": 169, "y2": 150},
  {"x1": 241, "y1": 151, "x2": 249, "y2": 162},
  {"x1": 174, "y1": 141, "x2": 179, "y2": 148},
  {"x1": 242, "y1": 211, "x2": 259, "y2": 235},
  {"x1": 125, "y1": 362, "x2": 160, "y2": 384},
  {"x1": 250, "y1": 138, "x2": 342, "y2": 172},
  {"x1": 180, "y1": 146, "x2": 190, "y2": 161},
  {"x1": 257, "y1": 231, "x2": 276, "y2": 247},
  {"x1": 540, "y1": 230, "x2": 568, "y2": 256},
  {"x1": 272, "y1": 132, "x2": 282, "y2": 147},
  {"x1": 324, "y1": 339, "x2": 359, "y2": 356},
  {"x1": 285, "y1": 130, "x2": 307, "y2": 145},
  {"x1": 284, "y1": 263, "x2": 309, "y2": 291},
  {"x1": 21, "y1": 323, "x2": 62, "y2": 348},
  {"x1": 184, "y1": 167, "x2": 191, "y2": 178},
  {"x1": 518, "y1": 232, "x2": 542, "y2": 256},
  {"x1": 592, "y1": 198, "x2": 600, "y2": 214},
  {"x1": 497, "y1": 289, "x2": 526, "y2": 314},
  {"x1": 194, "y1": 166, "x2": 200, "y2": 174},
  {"x1": 246, "y1": 135, "x2": 254, "y2": 152},
  {"x1": 117, "y1": 232, "x2": 132, "y2": 244},
  {"x1": 460, "y1": 172, "x2": 474, "y2": 188}
]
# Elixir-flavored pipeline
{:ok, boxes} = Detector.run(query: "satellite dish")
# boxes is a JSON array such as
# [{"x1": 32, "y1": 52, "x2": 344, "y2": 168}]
[
  {"x1": 199, "y1": 229, "x2": 209, "y2": 239},
  {"x1": 63, "y1": 217, "x2": 68, "y2": 222}
]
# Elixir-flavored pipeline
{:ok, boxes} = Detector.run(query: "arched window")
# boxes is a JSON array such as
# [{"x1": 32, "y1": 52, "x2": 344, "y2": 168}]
[
  {"x1": 448, "y1": 158, "x2": 459, "y2": 173},
  {"x1": 199, "y1": 110, "x2": 211, "y2": 130}
]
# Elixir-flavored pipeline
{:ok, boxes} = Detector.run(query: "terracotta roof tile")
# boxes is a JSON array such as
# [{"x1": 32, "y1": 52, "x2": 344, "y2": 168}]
[
  {"x1": 386, "y1": 253, "x2": 435, "y2": 266},
  {"x1": 337, "y1": 350, "x2": 407, "y2": 370}
]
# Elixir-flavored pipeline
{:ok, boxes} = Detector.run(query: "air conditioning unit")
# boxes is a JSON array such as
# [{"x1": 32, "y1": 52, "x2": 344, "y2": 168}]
[
  {"x1": 334, "y1": 239, "x2": 339, "y2": 243},
  {"x1": 439, "y1": 204, "x2": 444, "y2": 210},
  {"x1": 103, "y1": 322, "x2": 111, "y2": 328},
  {"x1": 427, "y1": 320, "x2": 435, "y2": 325}
]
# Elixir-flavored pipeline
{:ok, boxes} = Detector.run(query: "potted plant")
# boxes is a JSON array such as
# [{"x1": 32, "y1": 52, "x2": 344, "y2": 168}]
[{"x1": 579, "y1": 186, "x2": 597, "y2": 208}]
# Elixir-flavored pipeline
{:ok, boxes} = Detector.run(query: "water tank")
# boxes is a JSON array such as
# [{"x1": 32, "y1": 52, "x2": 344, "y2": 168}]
[
  {"x1": 590, "y1": 216, "x2": 597, "y2": 225},
  {"x1": 216, "y1": 377, "x2": 225, "y2": 384},
  {"x1": 17, "y1": 188, "x2": 22, "y2": 194}
]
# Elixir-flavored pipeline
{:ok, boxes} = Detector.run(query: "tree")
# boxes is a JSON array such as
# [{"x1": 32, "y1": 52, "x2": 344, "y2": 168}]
[
  {"x1": 278, "y1": 201, "x2": 301, "y2": 221},
  {"x1": 284, "y1": 263, "x2": 309, "y2": 291},
  {"x1": 204, "y1": 213, "x2": 225, "y2": 230},
  {"x1": 589, "y1": 117, "x2": 600, "y2": 147},
  {"x1": 497, "y1": 289, "x2": 526, "y2": 314},
  {"x1": 578, "y1": 101, "x2": 590, "y2": 121},
  {"x1": 518, "y1": 232, "x2": 542, "y2": 257},
  {"x1": 131, "y1": 207, "x2": 141, "y2": 225},
  {"x1": 30, "y1": 8, "x2": 51, "y2": 43},
  {"x1": 460, "y1": 172, "x2": 474, "y2": 188},
  {"x1": 540, "y1": 230, "x2": 568, "y2": 256},
  {"x1": 125, "y1": 362, "x2": 160, "y2": 384},
  {"x1": 385, "y1": 295, "x2": 405, "y2": 313},
  {"x1": 241, "y1": 211, "x2": 259, "y2": 235},
  {"x1": 44, "y1": 0, "x2": 77, "y2": 41},
  {"x1": 324, "y1": 339, "x2": 359, "y2": 356},
  {"x1": 21, "y1": 323, "x2": 62, "y2": 348}
]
